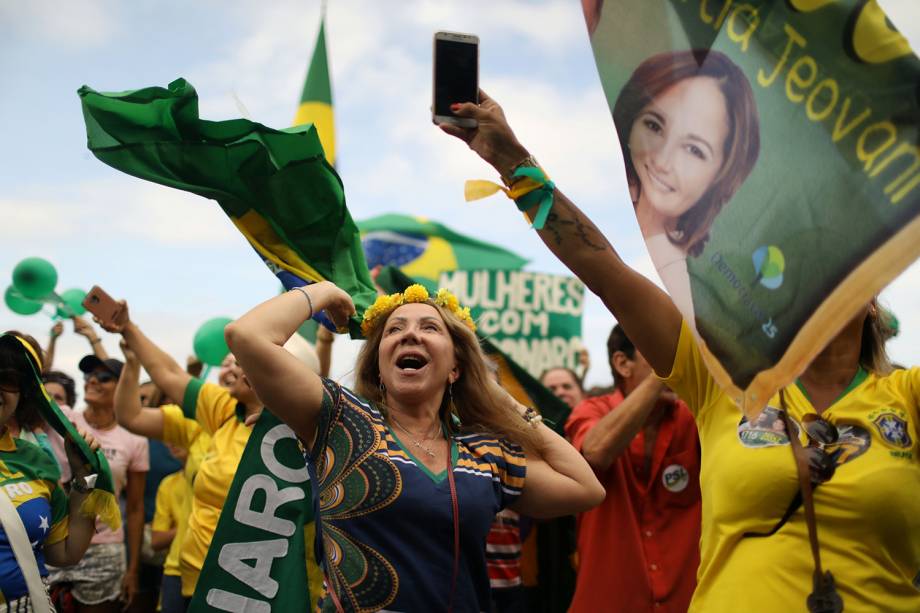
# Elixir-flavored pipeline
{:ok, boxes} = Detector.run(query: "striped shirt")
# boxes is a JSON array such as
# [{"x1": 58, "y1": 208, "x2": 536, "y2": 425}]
[{"x1": 486, "y1": 509, "x2": 523, "y2": 588}]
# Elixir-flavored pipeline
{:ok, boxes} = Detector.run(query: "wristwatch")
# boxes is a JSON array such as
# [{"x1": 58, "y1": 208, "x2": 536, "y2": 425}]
[{"x1": 70, "y1": 474, "x2": 98, "y2": 494}]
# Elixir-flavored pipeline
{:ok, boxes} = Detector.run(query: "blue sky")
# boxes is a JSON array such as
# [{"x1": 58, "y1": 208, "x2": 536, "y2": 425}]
[{"x1": 2, "y1": 0, "x2": 919, "y2": 397}]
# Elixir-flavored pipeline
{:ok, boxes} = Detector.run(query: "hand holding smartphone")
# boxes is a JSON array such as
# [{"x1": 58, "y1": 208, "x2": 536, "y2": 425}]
[
  {"x1": 81, "y1": 286, "x2": 123, "y2": 329},
  {"x1": 432, "y1": 31, "x2": 479, "y2": 128}
]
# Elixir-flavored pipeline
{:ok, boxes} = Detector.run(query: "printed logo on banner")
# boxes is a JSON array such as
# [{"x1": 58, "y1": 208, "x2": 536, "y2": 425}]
[
  {"x1": 662, "y1": 464, "x2": 690, "y2": 493},
  {"x1": 871, "y1": 411, "x2": 912, "y2": 448},
  {"x1": 751, "y1": 245, "x2": 785, "y2": 290}
]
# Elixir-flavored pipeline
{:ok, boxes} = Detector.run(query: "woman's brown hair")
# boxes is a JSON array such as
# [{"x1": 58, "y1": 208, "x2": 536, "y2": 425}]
[
  {"x1": 354, "y1": 302, "x2": 542, "y2": 452},
  {"x1": 860, "y1": 298, "x2": 894, "y2": 375},
  {"x1": 614, "y1": 49, "x2": 761, "y2": 257}
]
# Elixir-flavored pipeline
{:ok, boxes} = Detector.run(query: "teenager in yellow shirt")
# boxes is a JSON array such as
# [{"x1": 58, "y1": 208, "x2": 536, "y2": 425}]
[
  {"x1": 442, "y1": 93, "x2": 920, "y2": 612},
  {"x1": 151, "y1": 444, "x2": 191, "y2": 613}
]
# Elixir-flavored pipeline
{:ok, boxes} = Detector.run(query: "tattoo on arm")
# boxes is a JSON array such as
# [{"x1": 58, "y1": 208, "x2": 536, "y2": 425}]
[{"x1": 544, "y1": 208, "x2": 607, "y2": 252}]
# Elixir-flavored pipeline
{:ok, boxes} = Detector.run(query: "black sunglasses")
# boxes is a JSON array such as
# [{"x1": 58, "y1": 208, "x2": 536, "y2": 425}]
[
  {"x1": 84, "y1": 371, "x2": 117, "y2": 384},
  {"x1": 801, "y1": 415, "x2": 840, "y2": 484}
]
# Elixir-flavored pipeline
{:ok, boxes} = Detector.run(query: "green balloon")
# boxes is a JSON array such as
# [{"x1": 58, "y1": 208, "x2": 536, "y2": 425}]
[
  {"x1": 4, "y1": 285, "x2": 43, "y2": 316},
  {"x1": 193, "y1": 317, "x2": 234, "y2": 366},
  {"x1": 56, "y1": 288, "x2": 87, "y2": 318},
  {"x1": 12, "y1": 257, "x2": 58, "y2": 300}
]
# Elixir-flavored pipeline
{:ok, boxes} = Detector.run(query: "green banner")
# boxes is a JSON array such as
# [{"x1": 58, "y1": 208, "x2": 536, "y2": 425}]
[
  {"x1": 437, "y1": 269, "x2": 585, "y2": 379},
  {"x1": 189, "y1": 411, "x2": 316, "y2": 613},
  {"x1": 588, "y1": 0, "x2": 920, "y2": 410}
]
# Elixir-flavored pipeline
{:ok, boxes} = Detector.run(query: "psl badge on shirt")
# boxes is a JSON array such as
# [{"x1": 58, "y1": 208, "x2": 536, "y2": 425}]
[{"x1": 662, "y1": 464, "x2": 690, "y2": 493}]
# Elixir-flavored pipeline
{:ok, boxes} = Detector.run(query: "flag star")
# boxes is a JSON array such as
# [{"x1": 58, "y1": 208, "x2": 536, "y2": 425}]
[{"x1": 38, "y1": 515, "x2": 49, "y2": 533}]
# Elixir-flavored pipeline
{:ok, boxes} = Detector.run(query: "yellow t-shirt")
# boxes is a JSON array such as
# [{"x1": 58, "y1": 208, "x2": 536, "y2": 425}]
[
  {"x1": 160, "y1": 404, "x2": 211, "y2": 489},
  {"x1": 151, "y1": 471, "x2": 191, "y2": 578},
  {"x1": 165, "y1": 381, "x2": 251, "y2": 598},
  {"x1": 662, "y1": 321, "x2": 920, "y2": 612}
]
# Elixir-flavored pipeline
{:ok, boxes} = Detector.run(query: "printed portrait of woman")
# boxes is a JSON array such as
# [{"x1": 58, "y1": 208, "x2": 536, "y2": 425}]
[{"x1": 613, "y1": 49, "x2": 761, "y2": 327}]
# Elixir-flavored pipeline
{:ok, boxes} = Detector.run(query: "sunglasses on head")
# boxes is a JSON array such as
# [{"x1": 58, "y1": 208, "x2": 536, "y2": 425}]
[{"x1": 84, "y1": 371, "x2": 117, "y2": 384}]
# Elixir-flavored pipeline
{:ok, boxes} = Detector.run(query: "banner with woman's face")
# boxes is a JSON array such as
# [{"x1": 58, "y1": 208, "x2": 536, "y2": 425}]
[{"x1": 585, "y1": 0, "x2": 920, "y2": 411}]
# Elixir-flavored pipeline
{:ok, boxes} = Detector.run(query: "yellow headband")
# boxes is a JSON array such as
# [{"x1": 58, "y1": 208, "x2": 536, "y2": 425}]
[
  {"x1": 13, "y1": 335, "x2": 43, "y2": 371},
  {"x1": 361, "y1": 284, "x2": 476, "y2": 337}
]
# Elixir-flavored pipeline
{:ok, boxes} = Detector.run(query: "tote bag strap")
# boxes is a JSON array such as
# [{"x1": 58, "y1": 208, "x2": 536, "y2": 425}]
[{"x1": 0, "y1": 487, "x2": 53, "y2": 613}]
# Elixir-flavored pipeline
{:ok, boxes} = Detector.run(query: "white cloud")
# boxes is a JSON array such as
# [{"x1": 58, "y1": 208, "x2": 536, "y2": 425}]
[
  {"x1": 1, "y1": 0, "x2": 119, "y2": 49},
  {"x1": 0, "y1": 179, "x2": 243, "y2": 247}
]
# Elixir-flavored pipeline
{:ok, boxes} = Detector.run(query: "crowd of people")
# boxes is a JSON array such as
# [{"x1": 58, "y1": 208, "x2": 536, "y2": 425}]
[{"x1": 1, "y1": 78, "x2": 918, "y2": 613}]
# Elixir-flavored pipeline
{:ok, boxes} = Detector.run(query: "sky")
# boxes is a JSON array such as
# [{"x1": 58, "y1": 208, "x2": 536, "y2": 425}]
[{"x1": 2, "y1": 0, "x2": 919, "y2": 401}]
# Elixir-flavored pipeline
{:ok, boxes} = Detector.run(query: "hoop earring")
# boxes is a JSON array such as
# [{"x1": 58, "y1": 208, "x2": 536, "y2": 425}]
[{"x1": 379, "y1": 380, "x2": 386, "y2": 395}]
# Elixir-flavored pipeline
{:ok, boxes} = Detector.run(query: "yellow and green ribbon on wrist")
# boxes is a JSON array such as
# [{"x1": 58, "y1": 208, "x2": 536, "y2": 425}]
[{"x1": 465, "y1": 166, "x2": 556, "y2": 230}]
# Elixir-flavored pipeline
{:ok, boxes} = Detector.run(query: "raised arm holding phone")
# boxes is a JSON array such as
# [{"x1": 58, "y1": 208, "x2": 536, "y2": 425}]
[{"x1": 438, "y1": 84, "x2": 920, "y2": 612}]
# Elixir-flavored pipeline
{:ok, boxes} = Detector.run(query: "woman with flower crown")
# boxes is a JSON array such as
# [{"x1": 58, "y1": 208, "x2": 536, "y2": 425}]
[{"x1": 224, "y1": 280, "x2": 604, "y2": 612}]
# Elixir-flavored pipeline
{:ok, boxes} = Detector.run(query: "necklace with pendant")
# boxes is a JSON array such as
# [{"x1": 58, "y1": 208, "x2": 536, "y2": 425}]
[{"x1": 389, "y1": 413, "x2": 441, "y2": 458}]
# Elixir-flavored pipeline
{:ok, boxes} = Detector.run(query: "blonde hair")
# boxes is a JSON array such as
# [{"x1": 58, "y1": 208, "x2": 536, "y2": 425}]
[
  {"x1": 354, "y1": 301, "x2": 541, "y2": 452},
  {"x1": 860, "y1": 298, "x2": 894, "y2": 375}
]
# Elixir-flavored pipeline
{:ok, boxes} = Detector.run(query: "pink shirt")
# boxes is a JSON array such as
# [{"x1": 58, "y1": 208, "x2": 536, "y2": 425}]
[{"x1": 62, "y1": 408, "x2": 149, "y2": 544}]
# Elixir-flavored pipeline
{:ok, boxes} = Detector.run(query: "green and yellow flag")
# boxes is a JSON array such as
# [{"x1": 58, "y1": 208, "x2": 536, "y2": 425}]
[{"x1": 293, "y1": 19, "x2": 335, "y2": 165}]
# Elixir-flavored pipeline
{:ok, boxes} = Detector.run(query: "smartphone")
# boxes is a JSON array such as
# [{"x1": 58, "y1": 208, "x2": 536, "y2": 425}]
[
  {"x1": 432, "y1": 31, "x2": 479, "y2": 128},
  {"x1": 82, "y1": 286, "x2": 122, "y2": 328}
]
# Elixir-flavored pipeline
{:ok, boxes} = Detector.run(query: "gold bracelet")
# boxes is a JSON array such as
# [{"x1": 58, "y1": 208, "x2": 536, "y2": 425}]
[{"x1": 501, "y1": 154, "x2": 540, "y2": 187}]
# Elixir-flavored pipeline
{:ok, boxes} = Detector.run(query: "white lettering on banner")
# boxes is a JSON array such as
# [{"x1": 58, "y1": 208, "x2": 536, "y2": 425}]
[
  {"x1": 497, "y1": 337, "x2": 583, "y2": 376},
  {"x1": 234, "y1": 474, "x2": 304, "y2": 537},
  {"x1": 207, "y1": 423, "x2": 312, "y2": 610},
  {"x1": 260, "y1": 424, "x2": 310, "y2": 483},
  {"x1": 217, "y1": 539, "x2": 288, "y2": 598},
  {"x1": 439, "y1": 270, "x2": 585, "y2": 316},
  {"x1": 532, "y1": 273, "x2": 551, "y2": 312},
  {"x1": 439, "y1": 269, "x2": 585, "y2": 376},
  {"x1": 206, "y1": 589, "x2": 271, "y2": 613}
]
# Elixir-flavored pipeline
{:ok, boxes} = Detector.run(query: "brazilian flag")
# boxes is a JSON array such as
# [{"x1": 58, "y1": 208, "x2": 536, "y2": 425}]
[
  {"x1": 293, "y1": 19, "x2": 335, "y2": 165},
  {"x1": 292, "y1": 16, "x2": 336, "y2": 343},
  {"x1": 360, "y1": 214, "x2": 529, "y2": 291},
  {"x1": 78, "y1": 78, "x2": 376, "y2": 336}
]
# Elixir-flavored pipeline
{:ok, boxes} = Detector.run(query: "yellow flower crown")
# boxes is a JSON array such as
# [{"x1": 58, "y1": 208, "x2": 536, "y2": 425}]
[{"x1": 361, "y1": 284, "x2": 476, "y2": 337}]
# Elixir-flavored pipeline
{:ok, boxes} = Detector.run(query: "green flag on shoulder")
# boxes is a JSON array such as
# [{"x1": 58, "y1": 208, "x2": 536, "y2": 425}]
[
  {"x1": 78, "y1": 78, "x2": 376, "y2": 336},
  {"x1": 0, "y1": 335, "x2": 120, "y2": 531}
]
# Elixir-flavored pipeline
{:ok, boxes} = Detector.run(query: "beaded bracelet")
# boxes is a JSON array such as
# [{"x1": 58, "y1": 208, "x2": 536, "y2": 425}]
[{"x1": 521, "y1": 407, "x2": 544, "y2": 428}]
